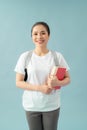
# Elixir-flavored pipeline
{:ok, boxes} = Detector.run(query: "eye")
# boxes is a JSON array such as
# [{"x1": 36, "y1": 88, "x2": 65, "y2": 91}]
[
  {"x1": 41, "y1": 31, "x2": 46, "y2": 35},
  {"x1": 33, "y1": 33, "x2": 38, "y2": 35},
  {"x1": 41, "y1": 32, "x2": 45, "y2": 35}
]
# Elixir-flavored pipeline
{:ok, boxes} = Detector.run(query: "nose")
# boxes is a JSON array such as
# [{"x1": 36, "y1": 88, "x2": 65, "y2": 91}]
[{"x1": 37, "y1": 33, "x2": 42, "y2": 38}]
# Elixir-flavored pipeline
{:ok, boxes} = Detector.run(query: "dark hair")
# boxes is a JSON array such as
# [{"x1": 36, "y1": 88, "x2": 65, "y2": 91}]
[{"x1": 31, "y1": 21, "x2": 50, "y2": 36}]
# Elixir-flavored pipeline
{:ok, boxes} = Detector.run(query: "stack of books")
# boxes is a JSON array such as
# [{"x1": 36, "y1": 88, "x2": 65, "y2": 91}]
[{"x1": 50, "y1": 66, "x2": 66, "y2": 89}]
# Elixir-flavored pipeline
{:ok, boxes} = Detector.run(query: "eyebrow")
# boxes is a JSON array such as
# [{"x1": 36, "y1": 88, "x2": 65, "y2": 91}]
[
  {"x1": 35, "y1": 30, "x2": 46, "y2": 32},
  {"x1": 33, "y1": 30, "x2": 46, "y2": 34}
]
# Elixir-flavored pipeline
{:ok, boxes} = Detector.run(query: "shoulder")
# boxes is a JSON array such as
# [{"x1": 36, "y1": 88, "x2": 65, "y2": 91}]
[
  {"x1": 51, "y1": 50, "x2": 63, "y2": 58},
  {"x1": 19, "y1": 50, "x2": 33, "y2": 59},
  {"x1": 51, "y1": 50, "x2": 66, "y2": 62},
  {"x1": 53, "y1": 51, "x2": 70, "y2": 70}
]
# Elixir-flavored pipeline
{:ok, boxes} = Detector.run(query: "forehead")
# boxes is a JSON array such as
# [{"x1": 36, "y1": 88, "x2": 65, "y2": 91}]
[{"x1": 32, "y1": 25, "x2": 47, "y2": 32}]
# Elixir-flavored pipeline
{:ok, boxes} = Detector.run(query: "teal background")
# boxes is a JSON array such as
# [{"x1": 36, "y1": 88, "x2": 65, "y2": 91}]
[{"x1": 0, "y1": 0, "x2": 87, "y2": 130}]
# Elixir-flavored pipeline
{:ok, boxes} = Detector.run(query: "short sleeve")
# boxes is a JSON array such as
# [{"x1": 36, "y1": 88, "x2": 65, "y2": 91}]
[
  {"x1": 14, "y1": 51, "x2": 29, "y2": 75},
  {"x1": 56, "y1": 52, "x2": 70, "y2": 71}
]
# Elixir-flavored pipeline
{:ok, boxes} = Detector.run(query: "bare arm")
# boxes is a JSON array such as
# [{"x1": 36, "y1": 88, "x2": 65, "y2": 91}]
[
  {"x1": 47, "y1": 71, "x2": 71, "y2": 88},
  {"x1": 15, "y1": 73, "x2": 53, "y2": 94},
  {"x1": 58, "y1": 71, "x2": 70, "y2": 86}
]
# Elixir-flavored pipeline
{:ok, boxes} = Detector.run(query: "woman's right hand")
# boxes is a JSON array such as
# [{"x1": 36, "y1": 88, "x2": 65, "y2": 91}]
[{"x1": 40, "y1": 84, "x2": 53, "y2": 94}]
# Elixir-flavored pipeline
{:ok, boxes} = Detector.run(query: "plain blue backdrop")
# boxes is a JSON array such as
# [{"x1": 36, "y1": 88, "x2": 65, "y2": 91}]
[{"x1": 0, "y1": 0, "x2": 87, "y2": 130}]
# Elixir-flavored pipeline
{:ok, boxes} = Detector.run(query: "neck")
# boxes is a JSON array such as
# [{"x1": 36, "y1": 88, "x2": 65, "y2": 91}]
[{"x1": 34, "y1": 47, "x2": 49, "y2": 56}]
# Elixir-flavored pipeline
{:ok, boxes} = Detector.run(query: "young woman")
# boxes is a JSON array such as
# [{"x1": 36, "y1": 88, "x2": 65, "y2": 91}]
[{"x1": 14, "y1": 21, "x2": 70, "y2": 130}]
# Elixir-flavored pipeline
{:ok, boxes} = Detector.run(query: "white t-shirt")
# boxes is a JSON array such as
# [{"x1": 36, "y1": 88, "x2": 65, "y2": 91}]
[{"x1": 14, "y1": 50, "x2": 70, "y2": 111}]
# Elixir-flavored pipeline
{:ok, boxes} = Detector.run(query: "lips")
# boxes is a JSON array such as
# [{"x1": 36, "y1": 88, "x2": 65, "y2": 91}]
[{"x1": 36, "y1": 40, "x2": 44, "y2": 44}]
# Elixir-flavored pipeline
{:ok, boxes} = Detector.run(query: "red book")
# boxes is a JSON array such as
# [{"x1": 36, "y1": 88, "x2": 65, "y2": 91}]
[{"x1": 50, "y1": 66, "x2": 66, "y2": 89}]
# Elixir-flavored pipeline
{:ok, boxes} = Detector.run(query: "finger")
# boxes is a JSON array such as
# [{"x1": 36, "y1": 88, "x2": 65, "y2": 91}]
[{"x1": 48, "y1": 89, "x2": 52, "y2": 94}]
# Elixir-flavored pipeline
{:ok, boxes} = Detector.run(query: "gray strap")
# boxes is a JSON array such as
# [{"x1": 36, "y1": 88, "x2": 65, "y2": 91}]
[
  {"x1": 51, "y1": 50, "x2": 59, "y2": 66},
  {"x1": 25, "y1": 50, "x2": 59, "y2": 68},
  {"x1": 25, "y1": 50, "x2": 33, "y2": 68}
]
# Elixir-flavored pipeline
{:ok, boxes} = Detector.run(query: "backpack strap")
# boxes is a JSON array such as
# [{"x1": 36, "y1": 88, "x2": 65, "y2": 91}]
[
  {"x1": 24, "y1": 50, "x2": 59, "y2": 81},
  {"x1": 25, "y1": 50, "x2": 33, "y2": 69},
  {"x1": 24, "y1": 50, "x2": 33, "y2": 81},
  {"x1": 25, "y1": 50, "x2": 59, "y2": 67},
  {"x1": 51, "y1": 50, "x2": 59, "y2": 66}
]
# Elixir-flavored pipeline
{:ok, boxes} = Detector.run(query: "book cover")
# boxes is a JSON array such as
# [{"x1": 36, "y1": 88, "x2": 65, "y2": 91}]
[{"x1": 50, "y1": 66, "x2": 66, "y2": 89}]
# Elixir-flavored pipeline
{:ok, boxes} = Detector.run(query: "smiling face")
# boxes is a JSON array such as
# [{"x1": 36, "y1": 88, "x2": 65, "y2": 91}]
[{"x1": 31, "y1": 24, "x2": 50, "y2": 48}]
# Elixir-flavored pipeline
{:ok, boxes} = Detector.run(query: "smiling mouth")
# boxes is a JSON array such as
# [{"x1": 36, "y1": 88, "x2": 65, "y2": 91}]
[{"x1": 37, "y1": 40, "x2": 44, "y2": 44}]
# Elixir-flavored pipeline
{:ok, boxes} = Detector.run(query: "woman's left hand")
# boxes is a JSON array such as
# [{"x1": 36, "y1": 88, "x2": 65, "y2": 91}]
[{"x1": 47, "y1": 75, "x2": 60, "y2": 88}]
